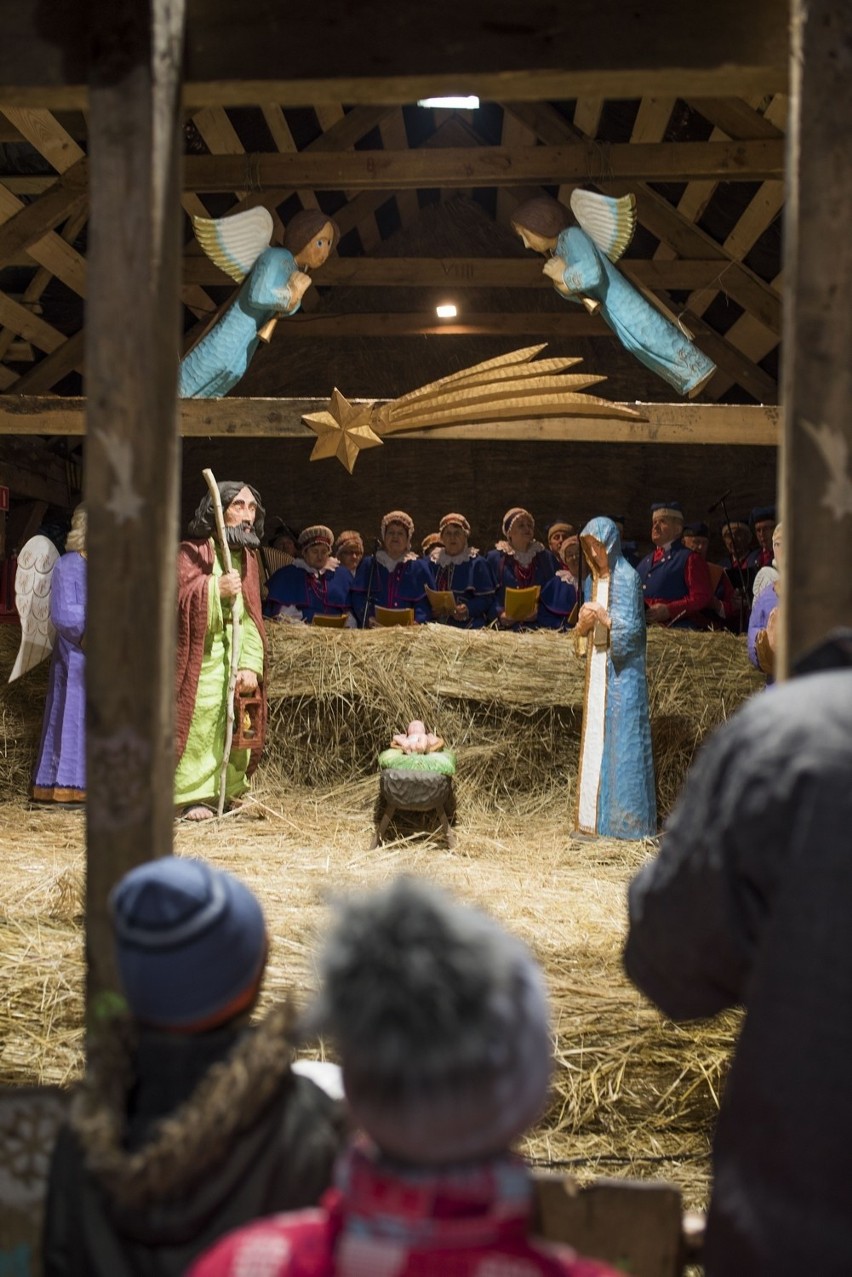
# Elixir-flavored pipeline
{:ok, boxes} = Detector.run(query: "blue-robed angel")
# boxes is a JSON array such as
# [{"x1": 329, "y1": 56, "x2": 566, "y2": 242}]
[
  {"x1": 511, "y1": 191, "x2": 716, "y2": 398},
  {"x1": 179, "y1": 207, "x2": 339, "y2": 398},
  {"x1": 573, "y1": 516, "x2": 656, "y2": 839}
]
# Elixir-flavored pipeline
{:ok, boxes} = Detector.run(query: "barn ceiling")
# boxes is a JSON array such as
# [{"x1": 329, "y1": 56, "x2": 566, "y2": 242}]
[{"x1": 0, "y1": 92, "x2": 784, "y2": 406}]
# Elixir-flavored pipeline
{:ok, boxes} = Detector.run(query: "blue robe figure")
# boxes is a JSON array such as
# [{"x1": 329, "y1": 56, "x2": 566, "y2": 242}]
[
  {"x1": 538, "y1": 572, "x2": 577, "y2": 631},
  {"x1": 430, "y1": 551, "x2": 495, "y2": 628},
  {"x1": 486, "y1": 543, "x2": 558, "y2": 631},
  {"x1": 180, "y1": 249, "x2": 302, "y2": 398},
  {"x1": 179, "y1": 207, "x2": 338, "y2": 399},
  {"x1": 574, "y1": 517, "x2": 656, "y2": 839},
  {"x1": 349, "y1": 553, "x2": 435, "y2": 626},
  {"x1": 511, "y1": 191, "x2": 716, "y2": 398},
  {"x1": 264, "y1": 561, "x2": 353, "y2": 624},
  {"x1": 555, "y1": 227, "x2": 715, "y2": 397}
]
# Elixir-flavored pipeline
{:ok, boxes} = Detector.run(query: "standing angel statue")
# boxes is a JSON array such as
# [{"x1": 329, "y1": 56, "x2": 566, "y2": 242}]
[
  {"x1": 10, "y1": 506, "x2": 87, "y2": 804},
  {"x1": 179, "y1": 208, "x2": 339, "y2": 398},
  {"x1": 511, "y1": 191, "x2": 716, "y2": 398}
]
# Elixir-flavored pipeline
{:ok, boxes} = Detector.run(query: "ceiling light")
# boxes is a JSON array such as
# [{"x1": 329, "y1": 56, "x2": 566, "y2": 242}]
[
  {"x1": 436, "y1": 303, "x2": 458, "y2": 319},
  {"x1": 417, "y1": 96, "x2": 479, "y2": 110}
]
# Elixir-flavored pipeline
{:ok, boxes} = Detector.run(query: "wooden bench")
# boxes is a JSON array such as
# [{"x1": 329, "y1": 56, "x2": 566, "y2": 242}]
[{"x1": 534, "y1": 1172, "x2": 705, "y2": 1276}]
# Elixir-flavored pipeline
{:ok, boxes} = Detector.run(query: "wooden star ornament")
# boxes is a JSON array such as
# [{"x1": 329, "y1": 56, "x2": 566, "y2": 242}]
[
  {"x1": 302, "y1": 389, "x2": 384, "y2": 474},
  {"x1": 302, "y1": 347, "x2": 644, "y2": 472}
]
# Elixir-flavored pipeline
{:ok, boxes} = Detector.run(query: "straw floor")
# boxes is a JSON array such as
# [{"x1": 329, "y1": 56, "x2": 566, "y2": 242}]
[{"x1": 0, "y1": 625, "x2": 761, "y2": 1210}]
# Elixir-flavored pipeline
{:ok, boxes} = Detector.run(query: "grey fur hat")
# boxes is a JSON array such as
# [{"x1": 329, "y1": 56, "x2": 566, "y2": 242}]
[{"x1": 305, "y1": 875, "x2": 552, "y2": 1163}]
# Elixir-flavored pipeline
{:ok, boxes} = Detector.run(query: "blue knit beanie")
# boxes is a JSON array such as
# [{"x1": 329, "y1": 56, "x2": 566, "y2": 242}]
[{"x1": 110, "y1": 857, "x2": 267, "y2": 1030}]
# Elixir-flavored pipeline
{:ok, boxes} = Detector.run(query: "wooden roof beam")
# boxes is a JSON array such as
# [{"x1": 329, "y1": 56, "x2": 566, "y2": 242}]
[
  {"x1": 0, "y1": 394, "x2": 780, "y2": 446},
  {"x1": 176, "y1": 141, "x2": 784, "y2": 190},
  {"x1": 181, "y1": 256, "x2": 736, "y2": 289},
  {"x1": 0, "y1": 1, "x2": 788, "y2": 109}
]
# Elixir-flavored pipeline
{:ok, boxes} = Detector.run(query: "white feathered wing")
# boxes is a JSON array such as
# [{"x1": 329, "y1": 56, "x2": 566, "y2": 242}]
[
  {"x1": 9, "y1": 535, "x2": 59, "y2": 682},
  {"x1": 570, "y1": 189, "x2": 637, "y2": 263},
  {"x1": 192, "y1": 207, "x2": 275, "y2": 283}
]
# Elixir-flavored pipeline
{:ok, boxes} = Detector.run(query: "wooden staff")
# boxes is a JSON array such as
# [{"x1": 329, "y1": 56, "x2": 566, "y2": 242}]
[{"x1": 202, "y1": 468, "x2": 240, "y2": 817}]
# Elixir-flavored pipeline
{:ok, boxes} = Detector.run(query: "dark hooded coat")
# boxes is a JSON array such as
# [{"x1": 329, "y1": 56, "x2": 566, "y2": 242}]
[{"x1": 43, "y1": 1006, "x2": 344, "y2": 1277}]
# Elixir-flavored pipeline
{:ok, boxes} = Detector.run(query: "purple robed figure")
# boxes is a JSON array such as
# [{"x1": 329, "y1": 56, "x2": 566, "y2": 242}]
[{"x1": 33, "y1": 550, "x2": 87, "y2": 802}]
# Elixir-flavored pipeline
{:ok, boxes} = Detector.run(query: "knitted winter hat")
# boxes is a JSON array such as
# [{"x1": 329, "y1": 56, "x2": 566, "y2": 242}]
[
  {"x1": 381, "y1": 510, "x2": 415, "y2": 539},
  {"x1": 110, "y1": 857, "x2": 267, "y2": 1031},
  {"x1": 304, "y1": 875, "x2": 552, "y2": 1164},
  {"x1": 502, "y1": 507, "x2": 534, "y2": 538},
  {"x1": 298, "y1": 525, "x2": 334, "y2": 552},
  {"x1": 439, "y1": 512, "x2": 471, "y2": 536},
  {"x1": 334, "y1": 530, "x2": 364, "y2": 556}
]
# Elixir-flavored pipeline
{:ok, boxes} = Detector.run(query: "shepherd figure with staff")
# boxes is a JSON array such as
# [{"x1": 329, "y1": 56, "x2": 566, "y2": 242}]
[{"x1": 175, "y1": 476, "x2": 268, "y2": 820}]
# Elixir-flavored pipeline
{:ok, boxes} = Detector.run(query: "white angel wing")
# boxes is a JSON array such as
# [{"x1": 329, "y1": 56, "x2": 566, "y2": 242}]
[
  {"x1": 570, "y1": 189, "x2": 637, "y2": 262},
  {"x1": 9, "y1": 535, "x2": 59, "y2": 682},
  {"x1": 192, "y1": 207, "x2": 275, "y2": 283}
]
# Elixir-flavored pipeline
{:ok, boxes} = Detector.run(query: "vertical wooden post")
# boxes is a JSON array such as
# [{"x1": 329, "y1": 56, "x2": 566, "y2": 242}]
[
  {"x1": 85, "y1": 0, "x2": 186, "y2": 1015},
  {"x1": 779, "y1": 0, "x2": 852, "y2": 675}
]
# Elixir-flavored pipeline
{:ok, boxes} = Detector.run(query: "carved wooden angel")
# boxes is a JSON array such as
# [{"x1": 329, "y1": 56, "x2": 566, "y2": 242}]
[
  {"x1": 179, "y1": 208, "x2": 339, "y2": 399},
  {"x1": 511, "y1": 190, "x2": 716, "y2": 398},
  {"x1": 10, "y1": 507, "x2": 88, "y2": 803}
]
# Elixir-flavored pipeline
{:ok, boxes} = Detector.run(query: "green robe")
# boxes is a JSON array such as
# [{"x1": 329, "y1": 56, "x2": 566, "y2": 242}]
[{"x1": 174, "y1": 549, "x2": 265, "y2": 807}]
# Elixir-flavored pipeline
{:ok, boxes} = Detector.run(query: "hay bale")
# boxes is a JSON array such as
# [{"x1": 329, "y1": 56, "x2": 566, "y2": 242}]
[
  {"x1": 0, "y1": 623, "x2": 763, "y2": 816},
  {"x1": 0, "y1": 622, "x2": 761, "y2": 1208},
  {"x1": 264, "y1": 625, "x2": 763, "y2": 819}
]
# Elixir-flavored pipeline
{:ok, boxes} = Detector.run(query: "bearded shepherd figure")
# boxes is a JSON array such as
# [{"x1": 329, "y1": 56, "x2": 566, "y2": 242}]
[{"x1": 175, "y1": 481, "x2": 268, "y2": 819}]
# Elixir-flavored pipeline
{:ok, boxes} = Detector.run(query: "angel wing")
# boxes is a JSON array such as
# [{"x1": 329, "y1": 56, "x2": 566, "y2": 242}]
[
  {"x1": 570, "y1": 189, "x2": 637, "y2": 262},
  {"x1": 192, "y1": 207, "x2": 275, "y2": 283},
  {"x1": 9, "y1": 535, "x2": 59, "y2": 682}
]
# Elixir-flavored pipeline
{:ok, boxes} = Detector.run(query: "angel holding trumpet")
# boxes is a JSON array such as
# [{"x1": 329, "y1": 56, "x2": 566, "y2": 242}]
[
  {"x1": 511, "y1": 190, "x2": 716, "y2": 398},
  {"x1": 179, "y1": 207, "x2": 339, "y2": 399}
]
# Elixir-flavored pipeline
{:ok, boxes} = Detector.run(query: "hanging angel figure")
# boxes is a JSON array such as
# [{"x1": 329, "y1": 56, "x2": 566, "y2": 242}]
[
  {"x1": 9, "y1": 506, "x2": 87, "y2": 804},
  {"x1": 511, "y1": 191, "x2": 716, "y2": 398},
  {"x1": 179, "y1": 207, "x2": 340, "y2": 398}
]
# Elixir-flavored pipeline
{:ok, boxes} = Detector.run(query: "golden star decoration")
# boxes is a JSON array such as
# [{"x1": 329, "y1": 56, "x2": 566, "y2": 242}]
[{"x1": 303, "y1": 389, "x2": 384, "y2": 474}]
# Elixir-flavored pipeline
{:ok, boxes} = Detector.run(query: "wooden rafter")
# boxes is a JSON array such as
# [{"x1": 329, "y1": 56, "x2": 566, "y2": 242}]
[
  {"x1": 0, "y1": 394, "x2": 780, "y2": 446},
  {"x1": 182, "y1": 256, "x2": 738, "y2": 290},
  {"x1": 174, "y1": 140, "x2": 783, "y2": 190},
  {"x1": 0, "y1": 1, "x2": 789, "y2": 110}
]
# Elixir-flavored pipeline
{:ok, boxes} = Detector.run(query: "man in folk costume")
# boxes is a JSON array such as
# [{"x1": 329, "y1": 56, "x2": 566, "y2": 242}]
[
  {"x1": 635, "y1": 501, "x2": 713, "y2": 630},
  {"x1": 428, "y1": 512, "x2": 495, "y2": 628},
  {"x1": 349, "y1": 510, "x2": 434, "y2": 626},
  {"x1": 175, "y1": 481, "x2": 267, "y2": 820},
  {"x1": 749, "y1": 504, "x2": 777, "y2": 568},
  {"x1": 264, "y1": 525, "x2": 353, "y2": 624},
  {"x1": 682, "y1": 520, "x2": 738, "y2": 629},
  {"x1": 574, "y1": 518, "x2": 656, "y2": 839},
  {"x1": 487, "y1": 507, "x2": 558, "y2": 630}
]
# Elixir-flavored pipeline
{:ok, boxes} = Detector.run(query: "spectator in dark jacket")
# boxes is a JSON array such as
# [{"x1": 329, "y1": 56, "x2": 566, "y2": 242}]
[
  {"x1": 624, "y1": 652, "x2": 852, "y2": 1277},
  {"x1": 43, "y1": 856, "x2": 344, "y2": 1277}
]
